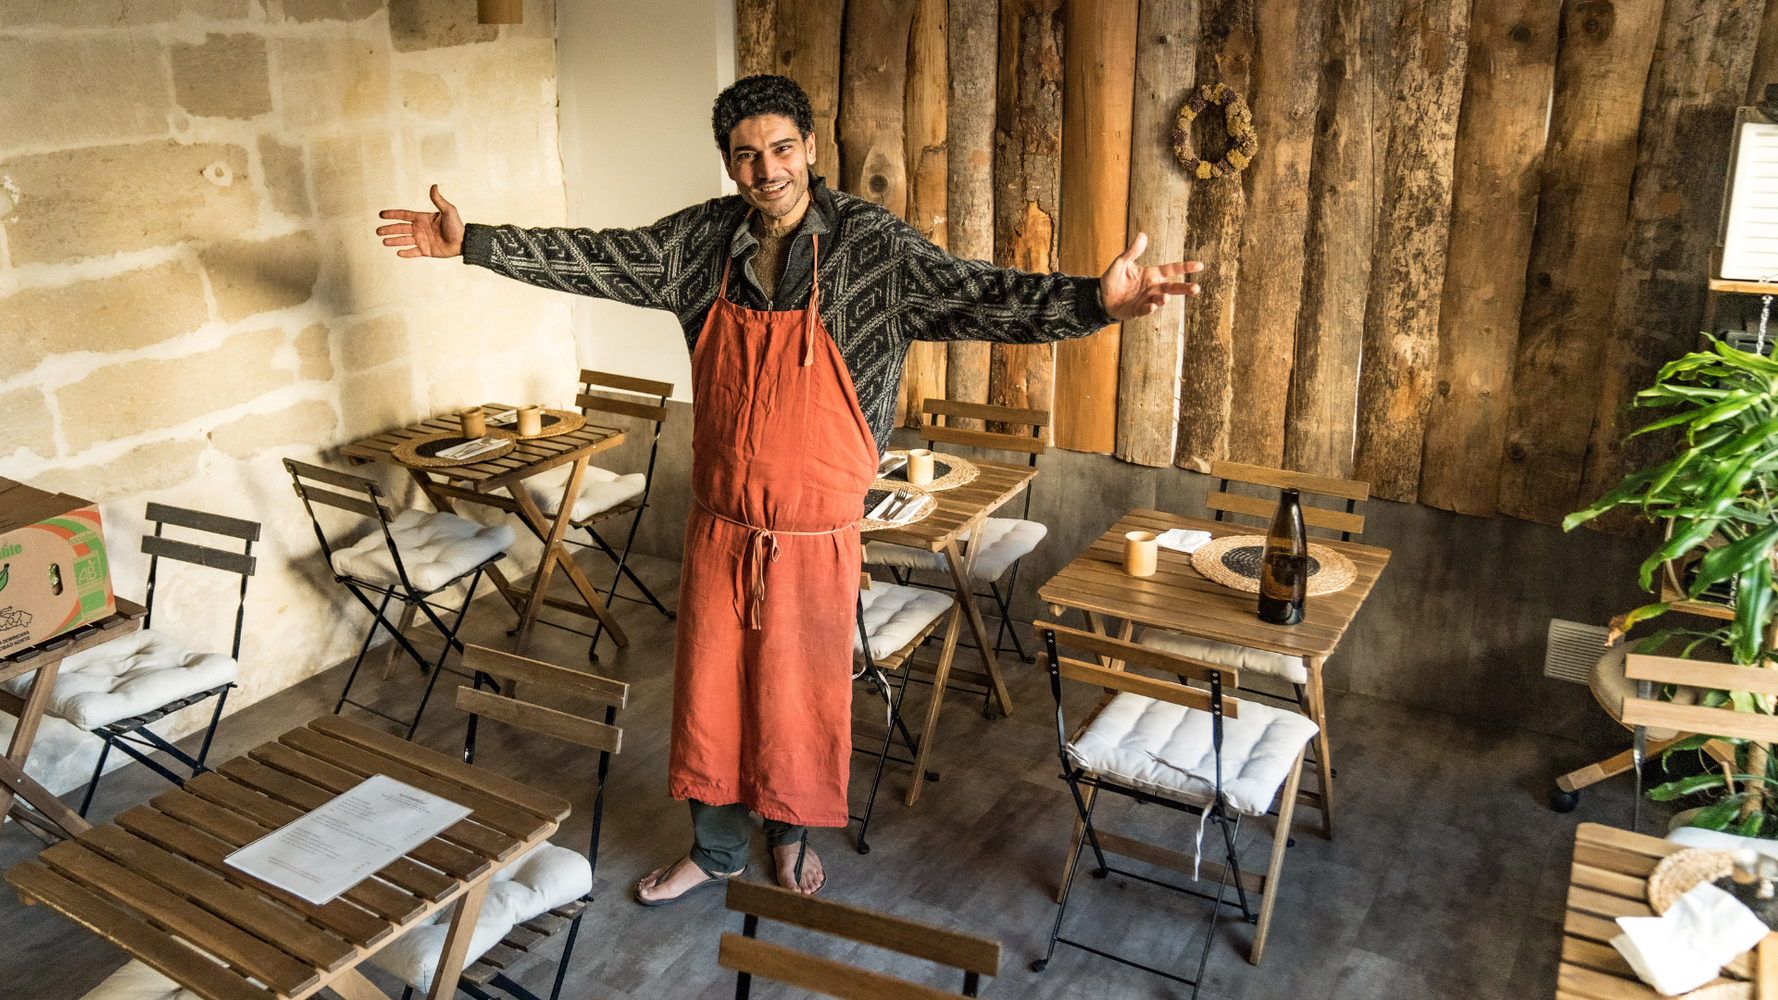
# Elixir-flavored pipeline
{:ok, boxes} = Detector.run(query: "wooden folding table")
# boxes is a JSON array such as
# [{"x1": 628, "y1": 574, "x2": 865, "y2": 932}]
[
  {"x1": 340, "y1": 404, "x2": 628, "y2": 655},
  {"x1": 1559, "y1": 821, "x2": 1775, "y2": 998},
  {"x1": 0, "y1": 598, "x2": 148, "y2": 841},
  {"x1": 1037, "y1": 509, "x2": 1390, "y2": 837},
  {"x1": 5, "y1": 715, "x2": 572, "y2": 1000},
  {"x1": 861, "y1": 458, "x2": 1037, "y2": 805}
]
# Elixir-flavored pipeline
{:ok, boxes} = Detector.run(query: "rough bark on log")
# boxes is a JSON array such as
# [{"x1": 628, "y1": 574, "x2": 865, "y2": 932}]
[
  {"x1": 772, "y1": 0, "x2": 846, "y2": 185},
  {"x1": 945, "y1": 0, "x2": 999, "y2": 427},
  {"x1": 1580, "y1": 0, "x2": 1769, "y2": 534},
  {"x1": 1495, "y1": 0, "x2": 1659, "y2": 527},
  {"x1": 1174, "y1": 0, "x2": 1254, "y2": 472},
  {"x1": 898, "y1": 0, "x2": 950, "y2": 427},
  {"x1": 1350, "y1": 0, "x2": 1472, "y2": 503},
  {"x1": 1115, "y1": 0, "x2": 1199, "y2": 468},
  {"x1": 1224, "y1": 0, "x2": 1325, "y2": 469},
  {"x1": 1417, "y1": 0, "x2": 1559, "y2": 517},
  {"x1": 737, "y1": 0, "x2": 777, "y2": 78},
  {"x1": 1282, "y1": 0, "x2": 1389, "y2": 479},
  {"x1": 1054, "y1": 0, "x2": 1137, "y2": 453},
  {"x1": 990, "y1": 0, "x2": 1066, "y2": 428},
  {"x1": 838, "y1": 0, "x2": 918, "y2": 217},
  {"x1": 1752, "y1": 0, "x2": 1778, "y2": 105}
]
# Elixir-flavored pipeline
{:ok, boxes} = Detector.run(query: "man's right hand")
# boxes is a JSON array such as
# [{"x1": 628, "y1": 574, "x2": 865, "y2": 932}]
[{"x1": 377, "y1": 184, "x2": 464, "y2": 258}]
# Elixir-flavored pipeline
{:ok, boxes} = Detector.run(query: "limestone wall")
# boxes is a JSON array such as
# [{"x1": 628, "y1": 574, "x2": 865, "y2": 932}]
[{"x1": 0, "y1": 0, "x2": 574, "y2": 763}]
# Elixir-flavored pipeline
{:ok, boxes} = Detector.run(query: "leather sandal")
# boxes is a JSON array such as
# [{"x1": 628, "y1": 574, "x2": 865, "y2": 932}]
[
  {"x1": 773, "y1": 834, "x2": 825, "y2": 896},
  {"x1": 633, "y1": 856, "x2": 742, "y2": 907}
]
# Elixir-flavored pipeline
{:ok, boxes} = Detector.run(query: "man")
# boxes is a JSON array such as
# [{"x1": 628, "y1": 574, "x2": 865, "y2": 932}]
[{"x1": 377, "y1": 75, "x2": 1201, "y2": 904}]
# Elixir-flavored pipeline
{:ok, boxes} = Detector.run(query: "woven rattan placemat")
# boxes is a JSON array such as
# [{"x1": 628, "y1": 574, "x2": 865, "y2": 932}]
[
  {"x1": 878, "y1": 450, "x2": 979, "y2": 491},
  {"x1": 859, "y1": 480, "x2": 935, "y2": 532},
  {"x1": 487, "y1": 408, "x2": 586, "y2": 440},
  {"x1": 391, "y1": 432, "x2": 516, "y2": 468},
  {"x1": 1648, "y1": 849, "x2": 1738, "y2": 915},
  {"x1": 1190, "y1": 534, "x2": 1357, "y2": 597}
]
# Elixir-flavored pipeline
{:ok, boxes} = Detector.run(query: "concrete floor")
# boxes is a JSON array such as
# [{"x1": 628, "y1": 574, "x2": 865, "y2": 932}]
[{"x1": 0, "y1": 550, "x2": 1661, "y2": 1000}]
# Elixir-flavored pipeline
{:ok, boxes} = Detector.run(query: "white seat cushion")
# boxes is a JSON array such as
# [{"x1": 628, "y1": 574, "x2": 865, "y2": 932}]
[
  {"x1": 864, "y1": 517, "x2": 1047, "y2": 582},
  {"x1": 372, "y1": 842, "x2": 591, "y2": 993},
  {"x1": 856, "y1": 584, "x2": 953, "y2": 660},
  {"x1": 1667, "y1": 826, "x2": 1778, "y2": 861},
  {"x1": 330, "y1": 510, "x2": 514, "y2": 592},
  {"x1": 1136, "y1": 629, "x2": 1308, "y2": 685},
  {"x1": 0, "y1": 628, "x2": 236, "y2": 730},
  {"x1": 1066, "y1": 692, "x2": 1320, "y2": 817},
  {"x1": 80, "y1": 962, "x2": 196, "y2": 1000},
  {"x1": 526, "y1": 464, "x2": 647, "y2": 523}
]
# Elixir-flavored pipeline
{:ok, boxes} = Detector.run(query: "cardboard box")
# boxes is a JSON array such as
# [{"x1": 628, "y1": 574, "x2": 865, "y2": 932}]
[{"x1": 0, "y1": 478, "x2": 115, "y2": 657}]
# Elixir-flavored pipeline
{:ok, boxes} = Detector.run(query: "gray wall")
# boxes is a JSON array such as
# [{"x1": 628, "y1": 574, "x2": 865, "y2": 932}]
[{"x1": 593, "y1": 399, "x2": 1654, "y2": 744}]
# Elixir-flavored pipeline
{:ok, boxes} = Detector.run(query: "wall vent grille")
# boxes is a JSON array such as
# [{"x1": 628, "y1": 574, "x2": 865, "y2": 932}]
[{"x1": 1545, "y1": 618, "x2": 1611, "y2": 685}]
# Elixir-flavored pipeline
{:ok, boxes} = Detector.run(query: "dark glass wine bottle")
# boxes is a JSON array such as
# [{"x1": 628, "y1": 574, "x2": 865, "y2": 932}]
[{"x1": 1257, "y1": 487, "x2": 1307, "y2": 625}]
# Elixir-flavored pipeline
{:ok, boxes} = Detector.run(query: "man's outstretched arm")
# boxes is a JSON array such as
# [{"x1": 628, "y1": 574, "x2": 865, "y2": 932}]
[{"x1": 376, "y1": 185, "x2": 725, "y2": 313}]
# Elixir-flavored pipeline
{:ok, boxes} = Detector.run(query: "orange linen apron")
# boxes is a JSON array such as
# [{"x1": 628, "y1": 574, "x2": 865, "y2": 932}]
[{"x1": 667, "y1": 235, "x2": 878, "y2": 828}]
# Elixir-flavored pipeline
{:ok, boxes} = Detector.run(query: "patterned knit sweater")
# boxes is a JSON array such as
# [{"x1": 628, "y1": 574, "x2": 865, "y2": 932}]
[{"x1": 460, "y1": 176, "x2": 1112, "y2": 452}]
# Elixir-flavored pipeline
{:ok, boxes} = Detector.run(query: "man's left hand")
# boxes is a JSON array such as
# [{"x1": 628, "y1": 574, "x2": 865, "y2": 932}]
[{"x1": 1098, "y1": 232, "x2": 1204, "y2": 321}]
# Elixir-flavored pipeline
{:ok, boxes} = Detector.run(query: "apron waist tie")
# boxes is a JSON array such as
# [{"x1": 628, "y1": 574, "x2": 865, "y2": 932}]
[{"x1": 696, "y1": 498, "x2": 851, "y2": 629}]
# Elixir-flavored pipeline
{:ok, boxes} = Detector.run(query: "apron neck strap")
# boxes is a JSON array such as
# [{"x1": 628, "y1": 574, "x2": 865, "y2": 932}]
[{"x1": 803, "y1": 234, "x2": 819, "y2": 367}]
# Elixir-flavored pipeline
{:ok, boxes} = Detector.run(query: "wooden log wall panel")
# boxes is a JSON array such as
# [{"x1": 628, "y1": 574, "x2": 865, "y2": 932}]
[
  {"x1": 838, "y1": 0, "x2": 918, "y2": 217},
  {"x1": 1053, "y1": 0, "x2": 1138, "y2": 453},
  {"x1": 771, "y1": 0, "x2": 846, "y2": 185},
  {"x1": 1173, "y1": 0, "x2": 1254, "y2": 472},
  {"x1": 1224, "y1": 0, "x2": 1326, "y2": 469},
  {"x1": 1114, "y1": 0, "x2": 1199, "y2": 468},
  {"x1": 1350, "y1": 0, "x2": 1472, "y2": 503},
  {"x1": 945, "y1": 0, "x2": 999, "y2": 428},
  {"x1": 1281, "y1": 0, "x2": 1388, "y2": 479},
  {"x1": 1495, "y1": 0, "x2": 1661, "y2": 527},
  {"x1": 1417, "y1": 0, "x2": 1560, "y2": 517},
  {"x1": 1580, "y1": 0, "x2": 1768, "y2": 530},
  {"x1": 1753, "y1": 0, "x2": 1778, "y2": 105},
  {"x1": 737, "y1": 0, "x2": 777, "y2": 78},
  {"x1": 897, "y1": 0, "x2": 951, "y2": 427},
  {"x1": 989, "y1": 0, "x2": 1066, "y2": 428}
]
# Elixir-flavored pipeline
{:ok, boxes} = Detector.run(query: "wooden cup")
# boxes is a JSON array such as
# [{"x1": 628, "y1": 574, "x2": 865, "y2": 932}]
[
  {"x1": 1124, "y1": 531, "x2": 1158, "y2": 578},
  {"x1": 516, "y1": 405, "x2": 543, "y2": 437},
  {"x1": 907, "y1": 448, "x2": 935, "y2": 486},
  {"x1": 459, "y1": 406, "x2": 486, "y2": 438}
]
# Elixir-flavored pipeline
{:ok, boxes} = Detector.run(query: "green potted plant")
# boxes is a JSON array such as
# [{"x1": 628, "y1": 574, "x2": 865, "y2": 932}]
[{"x1": 1565, "y1": 336, "x2": 1778, "y2": 835}]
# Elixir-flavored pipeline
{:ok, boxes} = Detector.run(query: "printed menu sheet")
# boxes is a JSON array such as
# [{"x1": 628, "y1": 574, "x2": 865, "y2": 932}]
[{"x1": 225, "y1": 774, "x2": 474, "y2": 904}]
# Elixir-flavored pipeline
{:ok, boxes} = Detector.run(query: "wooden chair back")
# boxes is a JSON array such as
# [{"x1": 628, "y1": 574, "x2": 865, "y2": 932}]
[
  {"x1": 141, "y1": 503, "x2": 261, "y2": 660},
  {"x1": 574, "y1": 369, "x2": 672, "y2": 426},
  {"x1": 1206, "y1": 459, "x2": 1369, "y2": 540},
  {"x1": 283, "y1": 458, "x2": 426, "y2": 591},
  {"x1": 455, "y1": 644, "x2": 627, "y2": 756},
  {"x1": 721, "y1": 879, "x2": 1002, "y2": 999},
  {"x1": 919, "y1": 399, "x2": 1050, "y2": 456},
  {"x1": 1622, "y1": 653, "x2": 1778, "y2": 743},
  {"x1": 1035, "y1": 622, "x2": 1241, "y2": 720}
]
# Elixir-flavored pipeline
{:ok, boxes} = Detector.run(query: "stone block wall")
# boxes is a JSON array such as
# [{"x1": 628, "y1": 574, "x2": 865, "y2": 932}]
[{"x1": 0, "y1": 0, "x2": 574, "y2": 767}]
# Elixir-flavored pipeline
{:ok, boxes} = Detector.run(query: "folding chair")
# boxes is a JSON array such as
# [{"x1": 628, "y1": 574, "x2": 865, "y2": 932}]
[
  {"x1": 865, "y1": 399, "x2": 1050, "y2": 669},
  {"x1": 284, "y1": 459, "x2": 513, "y2": 739},
  {"x1": 850, "y1": 573, "x2": 952, "y2": 853},
  {"x1": 525, "y1": 370, "x2": 675, "y2": 661},
  {"x1": 0, "y1": 503, "x2": 257, "y2": 817},
  {"x1": 372, "y1": 644, "x2": 627, "y2": 1000},
  {"x1": 1031, "y1": 623, "x2": 1319, "y2": 993},
  {"x1": 721, "y1": 878, "x2": 1001, "y2": 998},
  {"x1": 1137, "y1": 459, "x2": 1369, "y2": 837}
]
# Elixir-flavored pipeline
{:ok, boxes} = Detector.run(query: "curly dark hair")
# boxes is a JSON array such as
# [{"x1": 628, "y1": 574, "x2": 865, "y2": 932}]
[{"x1": 711, "y1": 75, "x2": 815, "y2": 156}]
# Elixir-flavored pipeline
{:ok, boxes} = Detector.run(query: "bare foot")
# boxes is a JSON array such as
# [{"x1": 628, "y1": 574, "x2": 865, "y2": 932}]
[
  {"x1": 633, "y1": 856, "x2": 742, "y2": 905},
  {"x1": 772, "y1": 841, "x2": 825, "y2": 895}
]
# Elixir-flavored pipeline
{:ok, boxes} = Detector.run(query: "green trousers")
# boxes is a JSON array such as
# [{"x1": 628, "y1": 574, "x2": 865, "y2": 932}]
[{"x1": 688, "y1": 799, "x2": 805, "y2": 874}]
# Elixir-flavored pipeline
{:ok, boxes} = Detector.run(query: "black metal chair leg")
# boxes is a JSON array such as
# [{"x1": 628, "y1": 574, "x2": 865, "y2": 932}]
[
  {"x1": 334, "y1": 589, "x2": 396, "y2": 715},
  {"x1": 194, "y1": 684, "x2": 232, "y2": 770},
  {"x1": 549, "y1": 913, "x2": 583, "y2": 1000},
  {"x1": 1033, "y1": 777, "x2": 1099, "y2": 973},
  {"x1": 77, "y1": 736, "x2": 114, "y2": 818}
]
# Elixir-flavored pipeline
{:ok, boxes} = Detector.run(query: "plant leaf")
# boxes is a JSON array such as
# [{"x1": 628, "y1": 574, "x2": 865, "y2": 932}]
[{"x1": 1647, "y1": 773, "x2": 1727, "y2": 800}]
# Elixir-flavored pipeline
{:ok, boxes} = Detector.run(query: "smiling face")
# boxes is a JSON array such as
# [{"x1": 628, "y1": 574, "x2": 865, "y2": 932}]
[{"x1": 723, "y1": 113, "x2": 817, "y2": 226}]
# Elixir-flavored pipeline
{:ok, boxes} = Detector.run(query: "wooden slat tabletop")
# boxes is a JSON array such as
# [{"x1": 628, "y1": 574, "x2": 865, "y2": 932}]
[
  {"x1": 862, "y1": 459, "x2": 1037, "y2": 552},
  {"x1": 1557, "y1": 822, "x2": 1763, "y2": 999},
  {"x1": 4, "y1": 716, "x2": 566, "y2": 1000},
  {"x1": 337, "y1": 402, "x2": 624, "y2": 494},
  {"x1": 1037, "y1": 510, "x2": 1391, "y2": 659}
]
